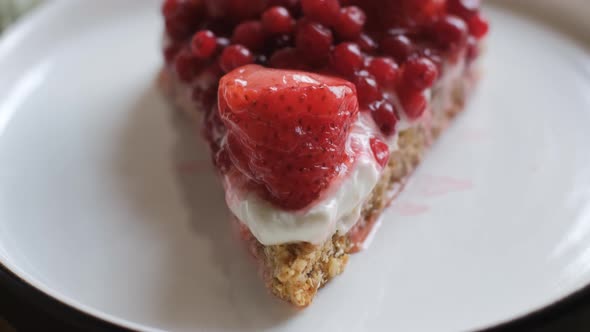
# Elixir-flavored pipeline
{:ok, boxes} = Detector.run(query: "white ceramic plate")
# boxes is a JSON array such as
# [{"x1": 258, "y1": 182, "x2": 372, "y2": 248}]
[{"x1": 1, "y1": 1, "x2": 590, "y2": 331}]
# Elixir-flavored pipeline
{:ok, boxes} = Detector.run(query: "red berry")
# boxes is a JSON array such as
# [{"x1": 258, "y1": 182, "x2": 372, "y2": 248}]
[
  {"x1": 401, "y1": 57, "x2": 439, "y2": 91},
  {"x1": 354, "y1": 74, "x2": 381, "y2": 108},
  {"x1": 232, "y1": 21, "x2": 266, "y2": 52},
  {"x1": 381, "y1": 34, "x2": 414, "y2": 63},
  {"x1": 384, "y1": 0, "x2": 445, "y2": 26},
  {"x1": 468, "y1": 13, "x2": 489, "y2": 39},
  {"x1": 335, "y1": 6, "x2": 366, "y2": 41},
  {"x1": 431, "y1": 15, "x2": 468, "y2": 51},
  {"x1": 219, "y1": 45, "x2": 254, "y2": 72},
  {"x1": 330, "y1": 43, "x2": 363, "y2": 77},
  {"x1": 370, "y1": 137, "x2": 390, "y2": 168},
  {"x1": 368, "y1": 57, "x2": 399, "y2": 86},
  {"x1": 399, "y1": 89, "x2": 427, "y2": 119},
  {"x1": 207, "y1": 0, "x2": 267, "y2": 20},
  {"x1": 164, "y1": 43, "x2": 182, "y2": 64},
  {"x1": 163, "y1": 0, "x2": 203, "y2": 41},
  {"x1": 262, "y1": 6, "x2": 295, "y2": 35},
  {"x1": 295, "y1": 20, "x2": 333, "y2": 65},
  {"x1": 301, "y1": 0, "x2": 341, "y2": 26},
  {"x1": 174, "y1": 49, "x2": 201, "y2": 82},
  {"x1": 357, "y1": 33, "x2": 378, "y2": 53},
  {"x1": 218, "y1": 65, "x2": 359, "y2": 210},
  {"x1": 191, "y1": 30, "x2": 217, "y2": 59},
  {"x1": 269, "y1": 47, "x2": 308, "y2": 69},
  {"x1": 268, "y1": 0, "x2": 300, "y2": 13},
  {"x1": 447, "y1": 0, "x2": 480, "y2": 19},
  {"x1": 162, "y1": 0, "x2": 180, "y2": 18},
  {"x1": 371, "y1": 102, "x2": 399, "y2": 136}
]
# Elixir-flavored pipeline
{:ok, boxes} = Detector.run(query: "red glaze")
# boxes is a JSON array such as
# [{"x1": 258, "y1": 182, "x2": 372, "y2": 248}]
[{"x1": 369, "y1": 137, "x2": 390, "y2": 168}]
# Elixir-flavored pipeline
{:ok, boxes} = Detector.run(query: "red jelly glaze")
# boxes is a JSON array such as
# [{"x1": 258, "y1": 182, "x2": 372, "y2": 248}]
[
  {"x1": 162, "y1": 0, "x2": 489, "y2": 210},
  {"x1": 369, "y1": 137, "x2": 390, "y2": 169}
]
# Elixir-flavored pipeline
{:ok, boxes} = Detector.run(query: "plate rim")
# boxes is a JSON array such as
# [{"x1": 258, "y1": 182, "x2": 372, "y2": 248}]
[{"x1": 1, "y1": 1, "x2": 590, "y2": 331}]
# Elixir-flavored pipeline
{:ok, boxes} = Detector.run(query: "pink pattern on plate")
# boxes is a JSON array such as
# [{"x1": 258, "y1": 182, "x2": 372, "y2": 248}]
[
  {"x1": 394, "y1": 202, "x2": 430, "y2": 216},
  {"x1": 459, "y1": 128, "x2": 488, "y2": 141},
  {"x1": 419, "y1": 175, "x2": 473, "y2": 197}
]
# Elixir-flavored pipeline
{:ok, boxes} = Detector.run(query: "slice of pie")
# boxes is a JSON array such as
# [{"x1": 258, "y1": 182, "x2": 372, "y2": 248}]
[{"x1": 159, "y1": 0, "x2": 488, "y2": 307}]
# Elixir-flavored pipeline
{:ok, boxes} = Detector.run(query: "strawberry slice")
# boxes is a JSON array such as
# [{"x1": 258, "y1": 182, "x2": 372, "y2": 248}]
[{"x1": 218, "y1": 65, "x2": 359, "y2": 210}]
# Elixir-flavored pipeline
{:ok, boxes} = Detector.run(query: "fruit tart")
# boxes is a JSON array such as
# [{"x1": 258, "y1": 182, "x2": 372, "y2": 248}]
[{"x1": 159, "y1": 0, "x2": 489, "y2": 307}]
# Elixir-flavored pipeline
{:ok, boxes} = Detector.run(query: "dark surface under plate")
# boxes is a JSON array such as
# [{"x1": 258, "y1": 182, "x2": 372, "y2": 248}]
[{"x1": 1, "y1": 263, "x2": 590, "y2": 332}]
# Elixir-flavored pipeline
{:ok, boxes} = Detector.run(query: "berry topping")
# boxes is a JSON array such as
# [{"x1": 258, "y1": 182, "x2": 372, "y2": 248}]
[
  {"x1": 219, "y1": 44, "x2": 255, "y2": 72},
  {"x1": 380, "y1": 34, "x2": 414, "y2": 63},
  {"x1": 218, "y1": 65, "x2": 359, "y2": 210},
  {"x1": 262, "y1": 6, "x2": 295, "y2": 35},
  {"x1": 335, "y1": 6, "x2": 366, "y2": 40},
  {"x1": 330, "y1": 42, "x2": 363, "y2": 76},
  {"x1": 371, "y1": 101, "x2": 399, "y2": 136},
  {"x1": 164, "y1": 43, "x2": 182, "y2": 64},
  {"x1": 447, "y1": 0, "x2": 480, "y2": 19},
  {"x1": 163, "y1": 0, "x2": 204, "y2": 41},
  {"x1": 205, "y1": 0, "x2": 268, "y2": 20},
  {"x1": 269, "y1": 47, "x2": 308, "y2": 69},
  {"x1": 232, "y1": 21, "x2": 266, "y2": 52},
  {"x1": 467, "y1": 13, "x2": 489, "y2": 39},
  {"x1": 399, "y1": 88, "x2": 427, "y2": 119},
  {"x1": 354, "y1": 74, "x2": 381, "y2": 108},
  {"x1": 401, "y1": 57, "x2": 439, "y2": 91},
  {"x1": 295, "y1": 20, "x2": 334, "y2": 65},
  {"x1": 174, "y1": 49, "x2": 202, "y2": 82},
  {"x1": 301, "y1": 0, "x2": 341, "y2": 26},
  {"x1": 162, "y1": 0, "x2": 490, "y2": 208},
  {"x1": 191, "y1": 30, "x2": 217, "y2": 59},
  {"x1": 356, "y1": 33, "x2": 378, "y2": 53},
  {"x1": 370, "y1": 137, "x2": 390, "y2": 169},
  {"x1": 431, "y1": 15, "x2": 468, "y2": 52},
  {"x1": 367, "y1": 57, "x2": 399, "y2": 86}
]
